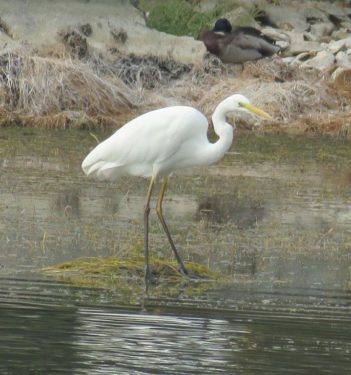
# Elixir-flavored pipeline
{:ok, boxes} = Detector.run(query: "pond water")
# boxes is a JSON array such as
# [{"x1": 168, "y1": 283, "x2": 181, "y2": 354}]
[{"x1": 0, "y1": 127, "x2": 351, "y2": 374}]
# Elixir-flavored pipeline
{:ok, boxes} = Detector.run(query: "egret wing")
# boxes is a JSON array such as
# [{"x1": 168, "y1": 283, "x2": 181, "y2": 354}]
[{"x1": 82, "y1": 106, "x2": 208, "y2": 180}]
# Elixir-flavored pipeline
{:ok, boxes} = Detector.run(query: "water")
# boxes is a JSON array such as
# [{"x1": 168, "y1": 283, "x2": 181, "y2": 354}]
[{"x1": 0, "y1": 127, "x2": 351, "y2": 374}]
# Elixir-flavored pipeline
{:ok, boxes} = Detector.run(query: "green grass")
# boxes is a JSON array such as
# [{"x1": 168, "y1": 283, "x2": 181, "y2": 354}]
[
  {"x1": 139, "y1": 0, "x2": 252, "y2": 38},
  {"x1": 140, "y1": 0, "x2": 211, "y2": 37}
]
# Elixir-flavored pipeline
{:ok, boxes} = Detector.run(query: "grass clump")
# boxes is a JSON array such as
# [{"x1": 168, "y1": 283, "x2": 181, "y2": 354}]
[
  {"x1": 41, "y1": 256, "x2": 225, "y2": 300},
  {"x1": 0, "y1": 53, "x2": 136, "y2": 118},
  {"x1": 42, "y1": 256, "x2": 222, "y2": 281}
]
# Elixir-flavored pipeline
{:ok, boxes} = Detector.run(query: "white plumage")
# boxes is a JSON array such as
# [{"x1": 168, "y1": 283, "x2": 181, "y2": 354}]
[{"x1": 82, "y1": 106, "x2": 209, "y2": 180}]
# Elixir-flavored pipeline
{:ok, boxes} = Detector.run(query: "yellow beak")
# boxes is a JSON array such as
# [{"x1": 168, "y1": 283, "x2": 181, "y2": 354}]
[{"x1": 240, "y1": 102, "x2": 272, "y2": 120}]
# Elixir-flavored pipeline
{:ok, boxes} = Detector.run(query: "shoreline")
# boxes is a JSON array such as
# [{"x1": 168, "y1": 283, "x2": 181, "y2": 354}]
[{"x1": 0, "y1": 0, "x2": 349, "y2": 138}]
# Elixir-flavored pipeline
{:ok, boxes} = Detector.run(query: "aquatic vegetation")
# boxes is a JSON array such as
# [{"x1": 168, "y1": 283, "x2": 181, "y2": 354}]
[
  {"x1": 42, "y1": 256, "x2": 222, "y2": 280},
  {"x1": 41, "y1": 256, "x2": 224, "y2": 299}
]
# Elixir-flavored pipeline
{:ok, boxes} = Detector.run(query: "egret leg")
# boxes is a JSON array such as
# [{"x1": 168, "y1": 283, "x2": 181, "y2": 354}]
[
  {"x1": 156, "y1": 177, "x2": 188, "y2": 275},
  {"x1": 144, "y1": 176, "x2": 155, "y2": 290}
]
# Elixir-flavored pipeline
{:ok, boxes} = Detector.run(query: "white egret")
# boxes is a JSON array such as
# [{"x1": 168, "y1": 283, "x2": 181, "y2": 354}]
[{"x1": 82, "y1": 94, "x2": 271, "y2": 284}]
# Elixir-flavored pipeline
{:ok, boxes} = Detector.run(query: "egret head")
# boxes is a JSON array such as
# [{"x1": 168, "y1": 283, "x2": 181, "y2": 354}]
[{"x1": 230, "y1": 94, "x2": 272, "y2": 120}]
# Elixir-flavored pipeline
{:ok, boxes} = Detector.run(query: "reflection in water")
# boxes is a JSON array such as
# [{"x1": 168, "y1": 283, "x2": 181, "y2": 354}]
[
  {"x1": 54, "y1": 189, "x2": 81, "y2": 218},
  {"x1": 1, "y1": 128, "x2": 351, "y2": 374},
  {"x1": 196, "y1": 194, "x2": 265, "y2": 227},
  {"x1": 75, "y1": 308, "x2": 240, "y2": 374}
]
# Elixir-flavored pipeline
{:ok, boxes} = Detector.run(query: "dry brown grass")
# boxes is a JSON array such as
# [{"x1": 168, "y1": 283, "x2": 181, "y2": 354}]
[
  {"x1": 287, "y1": 113, "x2": 351, "y2": 138},
  {"x1": 0, "y1": 51, "x2": 350, "y2": 137},
  {"x1": 189, "y1": 59, "x2": 351, "y2": 137},
  {"x1": 197, "y1": 77, "x2": 337, "y2": 122},
  {"x1": 109, "y1": 54, "x2": 191, "y2": 89},
  {"x1": 129, "y1": 57, "x2": 351, "y2": 138},
  {"x1": 0, "y1": 112, "x2": 120, "y2": 130},
  {"x1": 240, "y1": 58, "x2": 320, "y2": 83},
  {"x1": 0, "y1": 53, "x2": 137, "y2": 118},
  {"x1": 329, "y1": 69, "x2": 351, "y2": 101}
]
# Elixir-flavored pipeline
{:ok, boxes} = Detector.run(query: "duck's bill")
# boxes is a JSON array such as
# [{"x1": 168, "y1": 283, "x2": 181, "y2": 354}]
[{"x1": 241, "y1": 103, "x2": 272, "y2": 120}]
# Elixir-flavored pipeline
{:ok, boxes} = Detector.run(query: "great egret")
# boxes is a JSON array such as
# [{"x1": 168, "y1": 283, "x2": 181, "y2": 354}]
[
  {"x1": 82, "y1": 94, "x2": 271, "y2": 285},
  {"x1": 199, "y1": 18, "x2": 280, "y2": 64}
]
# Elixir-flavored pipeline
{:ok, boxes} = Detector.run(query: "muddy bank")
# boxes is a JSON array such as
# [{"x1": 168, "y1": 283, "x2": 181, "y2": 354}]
[{"x1": 0, "y1": 0, "x2": 349, "y2": 137}]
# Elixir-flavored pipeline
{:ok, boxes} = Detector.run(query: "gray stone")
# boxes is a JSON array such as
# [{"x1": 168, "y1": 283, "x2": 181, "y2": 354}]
[
  {"x1": 0, "y1": 0, "x2": 207, "y2": 64},
  {"x1": 290, "y1": 52, "x2": 316, "y2": 66},
  {"x1": 261, "y1": 27, "x2": 290, "y2": 42},
  {"x1": 285, "y1": 31, "x2": 321, "y2": 56},
  {"x1": 310, "y1": 23, "x2": 335, "y2": 41},
  {"x1": 314, "y1": 2, "x2": 349, "y2": 19},
  {"x1": 328, "y1": 37, "x2": 351, "y2": 54},
  {"x1": 193, "y1": 0, "x2": 221, "y2": 13},
  {"x1": 303, "y1": 6, "x2": 329, "y2": 23},
  {"x1": 331, "y1": 66, "x2": 349, "y2": 80},
  {"x1": 341, "y1": 21, "x2": 351, "y2": 30},
  {"x1": 332, "y1": 29, "x2": 351, "y2": 41},
  {"x1": 335, "y1": 51, "x2": 351, "y2": 69},
  {"x1": 301, "y1": 50, "x2": 335, "y2": 71},
  {"x1": 263, "y1": 6, "x2": 309, "y2": 31},
  {"x1": 276, "y1": 41, "x2": 290, "y2": 51},
  {"x1": 281, "y1": 56, "x2": 295, "y2": 64},
  {"x1": 224, "y1": 7, "x2": 257, "y2": 27}
]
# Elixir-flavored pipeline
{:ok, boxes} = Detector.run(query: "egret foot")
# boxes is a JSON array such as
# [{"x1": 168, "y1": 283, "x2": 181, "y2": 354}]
[
  {"x1": 144, "y1": 265, "x2": 158, "y2": 295},
  {"x1": 178, "y1": 265, "x2": 189, "y2": 277}
]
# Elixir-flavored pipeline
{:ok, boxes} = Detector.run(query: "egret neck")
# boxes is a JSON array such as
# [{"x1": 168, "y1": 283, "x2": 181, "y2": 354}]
[{"x1": 203, "y1": 99, "x2": 235, "y2": 166}]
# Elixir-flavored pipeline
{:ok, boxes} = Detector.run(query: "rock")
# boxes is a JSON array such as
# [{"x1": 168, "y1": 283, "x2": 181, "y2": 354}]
[
  {"x1": 313, "y1": 2, "x2": 349, "y2": 19},
  {"x1": 291, "y1": 52, "x2": 316, "y2": 65},
  {"x1": 341, "y1": 21, "x2": 351, "y2": 30},
  {"x1": 119, "y1": 29, "x2": 206, "y2": 64},
  {"x1": 335, "y1": 51, "x2": 351, "y2": 69},
  {"x1": 303, "y1": 32, "x2": 319, "y2": 42},
  {"x1": 193, "y1": 0, "x2": 222, "y2": 12},
  {"x1": 224, "y1": 7, "x2": 257, "y2": 27},
  {"x1": 263, "y1": 4, "x2": 333, "y2": 31},
  {"x1": 328, "y1": 38, "x2": 351, "y2": 54},
  {"x1": 281, "y1": 56, "x2": 295, "y2": 64},
  {"x1": 0, "y1": 0, "x2": 206, "y2": 64},
  {"x1": 276, "y1": 41, "x2": 290, "y2": 51},
  {"x1": 303, "y1": 6, "x2": 329, "y2": 24},
  {"x1": 261, "y1": 27, "x2": 290, "y2": 42},
  {"x1": 332, "y1": 29, "x2": 351, "y2": 40},
  {"x1": 309, "y1": 23, "x2": 335, "y2": 41},
  {"x1": 60, "y1": 29, "x2": 88, "y2": 58},
  {"x1": 331, "y1": 66, "x2": 350, "y2": 80},
  {"x1": 285, "y1": 31, "x2": 321, "y2": 56},
  {"x1": 259, "y1": 27, "x2": 290, "y2": 51},
  {"x1": 263, "y1": 6, "x2": 309, "y2": 31},
  {"x1": 301, "y1": 50, "x2": 335, "y2": 71}
]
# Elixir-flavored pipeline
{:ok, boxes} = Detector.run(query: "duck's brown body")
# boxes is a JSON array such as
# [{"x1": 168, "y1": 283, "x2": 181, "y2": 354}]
[{"x1": 200, "y1": 19, "x2": 280, "y2": 64}]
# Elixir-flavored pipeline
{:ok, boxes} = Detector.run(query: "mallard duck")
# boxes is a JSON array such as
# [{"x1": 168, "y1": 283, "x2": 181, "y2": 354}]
[{"x1": 199, "y1": 18, "x2": 280, "y2": 64}]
